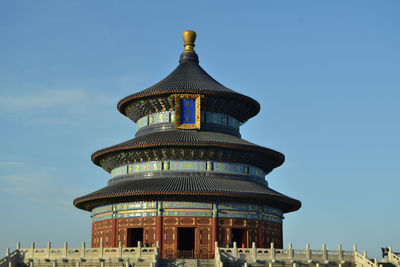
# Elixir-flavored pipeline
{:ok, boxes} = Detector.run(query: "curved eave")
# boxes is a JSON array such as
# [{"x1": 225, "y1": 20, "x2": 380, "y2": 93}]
[
  {"x1": 117, "y1": 90, "x2": 260, "y2": 120},
  {"x1": 91, "y1": 141, "x2": 284, "y2": 169},
  {"x1": 74, "y1": 190, "x2": 301, "y2": 213},
  {"x1": 116, "y1": 58, "x2": 260, "y2": 121},
  {"x1": 73, "y1": 175, "x2": 300, "y2": 213}
]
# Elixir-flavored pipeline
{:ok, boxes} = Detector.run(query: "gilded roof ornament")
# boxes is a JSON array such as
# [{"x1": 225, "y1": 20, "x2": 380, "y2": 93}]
[{"x1": 183, "y1": 30, "x2": 196, "y2": 52}]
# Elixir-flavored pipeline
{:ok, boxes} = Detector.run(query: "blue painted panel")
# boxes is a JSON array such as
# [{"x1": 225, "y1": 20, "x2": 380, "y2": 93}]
[{"x1": 180, "y1": 99, "x2": 196, "y2": 124}]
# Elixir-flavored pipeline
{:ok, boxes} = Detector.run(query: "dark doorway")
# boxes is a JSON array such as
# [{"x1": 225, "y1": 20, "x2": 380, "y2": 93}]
[
  {"x1": 177, "y1": 227, "x2": 195, "y2": 257},
  {"x1": 127, "y1": 228, "x2": 143, "y2": 247},
  {"x1": 232, "y1": 228, "x2": 247, "y2": 248}
]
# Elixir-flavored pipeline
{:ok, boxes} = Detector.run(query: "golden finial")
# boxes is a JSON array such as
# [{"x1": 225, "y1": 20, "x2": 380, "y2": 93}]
[{"x1": 183, "y1": 30, "x2": 196, "y2": 53}]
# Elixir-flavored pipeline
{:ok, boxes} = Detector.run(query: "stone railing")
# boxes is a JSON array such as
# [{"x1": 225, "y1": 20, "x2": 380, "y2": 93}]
[
  {"x1": 3, "y1": 241, "x2": 397, "y2": 267},
  {"x1": 353, "y1": 249, "x2": 382, "y2": 267},
  {"x1": 0, "y1": 248, "x2": 20, "y2": 267},
  {"x1": 388, "y1": 246, "x2": 400, "y2": 267},
  {"x1": 216, "y1": 242, "x2": 360, "y2": 265},
  {"x1": 214, "y1": 242, "x2": 223, "y2": 267},
  {"x1": 4, "y1": 241, "x2": 159, "y2": 267}
]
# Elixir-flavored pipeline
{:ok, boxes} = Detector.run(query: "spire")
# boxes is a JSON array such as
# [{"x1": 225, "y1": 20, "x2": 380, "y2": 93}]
[
  {"x1": 183, "y1": 30, "x2": 196, "y2": 53},
  {"x1": 180, "y1": 30, "x2": 199, "y2": 63}
]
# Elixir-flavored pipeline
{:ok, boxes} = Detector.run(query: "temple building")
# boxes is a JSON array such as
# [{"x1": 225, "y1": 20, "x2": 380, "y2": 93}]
[
  {"x1": 3, "y1": 30, "x2": 397, "y2": 267},
  {"x1": 73, "y1": 30, "x2": 301, "y2": 259}
]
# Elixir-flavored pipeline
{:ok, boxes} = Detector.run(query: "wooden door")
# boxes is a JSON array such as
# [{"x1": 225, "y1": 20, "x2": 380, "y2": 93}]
[
  {"x1": 198, "y1": 227, "x2": 211, "y2": 258},
  {"x1": 163, "y1": 227, "x2": 176, "y2": 258}
]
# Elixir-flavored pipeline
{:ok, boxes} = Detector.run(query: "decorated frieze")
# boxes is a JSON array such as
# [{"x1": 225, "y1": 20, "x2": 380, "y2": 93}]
[
  {"x1": 163, "y1": 201, "x2": 212, "y2": 209},
  {"x1": 110, "y1": 160, "x2": 266, "y2": 179},
  {"x1": 91, "y1": 201, "x2": 282, "y2": 223},
  {"x1": 169, "y1": 161, "x2": 206, "y2": 171},
  {"x1": 127, "y1": 161, "x2": 162, "y2": 173},
  {"x1": 163, "y1": 210, "x2": 212, "y2": 217},
  {"x1": 92, "y1": 205, "x2": 113, "y2": 215},
  {"x1": 114, "y1": 201, "x2": 157, "y2": 211},
  {"x1": 218, "y1": 210, "x2": 259, "y2": 220},
  {"x1": 218, "y1": 202, "x2": 259, "y2": 211},
  {"x1": 92, "y1": 212, "x2": 113, "y2": 222},
  {"x1": 136, "y1": 110, "x2": 241, "y2": 131},
  {"x1": 114, "y1": 211, "x2": 157, "y2": 220}
]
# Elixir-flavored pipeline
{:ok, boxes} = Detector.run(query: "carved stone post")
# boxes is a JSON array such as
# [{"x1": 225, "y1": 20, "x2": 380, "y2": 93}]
[
  {"x1": 31, "y1": 242, "x2": 35, "y2": 258},
  {"x1": 233, "y1": 242, "x2": 238, "y2": 260},
  {"x1": 81, "y1": 242, "x2": 86, "y2": 259},
  {"x1": 288, "y1": 242, "x2": 293, "y2": 260},
  {"x1": 322, "y1": 243, "x2": 327, "y2": 261},
  {"x1": 338, "y1": 244, "x2": 343, "y2": 260},
  {"x1": 252, "y1": 242, "x2": 257, "y2": 262},
  {"x1": 63, "y1": 242, "x2": 68, "y2": 259},
  {"x1": 47, "y1": 242, "x2": 51, "y2": 259},
  {"x1": 270, "y1": 242, "x2": 275, "y2": 262},
  {"x1": 305, "y1": 243, "x2": 311, "y2": 261},
  {"x1": 100, "y1": 239, "x2": 104, "y2": 259},
  {"x1": 363, "y1": 250, "x2": 368, "y2": 267},
  {"x1": 138, "y1": 241, "x2": 142, "y2": 258}
]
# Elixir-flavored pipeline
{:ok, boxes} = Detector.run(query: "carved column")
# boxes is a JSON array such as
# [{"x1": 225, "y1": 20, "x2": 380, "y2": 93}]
[
  {"x1": 211, "y1": 203, "x2": 218, "y2": 252},
  {"x1": 156, "y1": 201, "x2": 163, "y2": 256}
]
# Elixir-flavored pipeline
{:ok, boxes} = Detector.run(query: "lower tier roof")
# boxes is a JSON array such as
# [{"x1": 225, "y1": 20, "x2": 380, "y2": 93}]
[{"x1": 74, "y1": 175, "x2": 301, "y2": 213}]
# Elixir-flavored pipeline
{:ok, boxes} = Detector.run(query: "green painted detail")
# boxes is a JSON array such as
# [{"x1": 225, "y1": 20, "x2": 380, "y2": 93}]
[
  {"x1": 110, "y1": 160, "x2": 266, "y2": 179},
  {"x1": 163, "y1": 201, "x2": 212, "y2": 209},
  {"x1": 163, "y1": 211, "x2": 212, "y2": 217},
  {"x1": 115, "y1": 211, "x2": 157, "y2": 219},
  {"x1": 91, "y1": 201, "x2": 283, "y2": 223},
  {"x1": 114, "y1": 201, "x2": 157, "y2": 211},
  {"x1": 136, "y1": 111, "x2": 241, "y2": 131}
]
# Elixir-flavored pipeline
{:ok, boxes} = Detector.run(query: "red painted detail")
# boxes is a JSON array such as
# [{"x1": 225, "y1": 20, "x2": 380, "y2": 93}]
[
  {"x1": 211, "y1": 217, "x2": 217, "y2": 251},
  {"x1": 90, "y1": 216, "x2": 283, "y2": 256}
]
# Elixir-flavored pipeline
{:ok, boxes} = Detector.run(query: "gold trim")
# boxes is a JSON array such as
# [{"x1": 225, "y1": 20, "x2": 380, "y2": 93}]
[
  {"x1": 179, "y1": 218, "x2": 195, "y2": 225},
  {"x1": 173, "y1": 94, "x2": 201, "y2": 130}
]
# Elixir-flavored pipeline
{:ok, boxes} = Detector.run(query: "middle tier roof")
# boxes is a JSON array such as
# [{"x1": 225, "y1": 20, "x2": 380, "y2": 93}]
[{"x1": 92, "y1": 130, "x2": 284, "y2": 173}]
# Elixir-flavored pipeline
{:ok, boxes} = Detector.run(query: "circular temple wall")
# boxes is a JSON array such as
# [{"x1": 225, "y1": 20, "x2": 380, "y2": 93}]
[{"x1": 91, "y1": 201, "x2": 283, "y2": 258}]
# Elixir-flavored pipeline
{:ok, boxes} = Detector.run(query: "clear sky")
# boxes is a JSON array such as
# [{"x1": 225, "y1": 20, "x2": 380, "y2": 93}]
[{"x1": 0, "y1": 0, "x2": 399, "y2": 259}]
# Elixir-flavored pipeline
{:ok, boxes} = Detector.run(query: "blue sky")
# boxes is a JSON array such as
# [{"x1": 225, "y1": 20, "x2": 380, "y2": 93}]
[{"x1": 0, "y1": 1, "x2": 399, "y2": 259}]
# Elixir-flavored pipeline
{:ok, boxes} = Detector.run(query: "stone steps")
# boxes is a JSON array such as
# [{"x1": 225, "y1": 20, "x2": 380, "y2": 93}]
[
  {"x1": 158, "y1": 258, "x2": 215, "y2": 267},
  {"x1": 197, "y1": 259, "x2": 215, "y2": 267}
]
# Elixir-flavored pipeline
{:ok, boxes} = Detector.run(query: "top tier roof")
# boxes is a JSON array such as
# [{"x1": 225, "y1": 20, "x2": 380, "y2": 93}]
[{"x1": 117, "y1": 31, "x2": 260, "y2": 123}]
